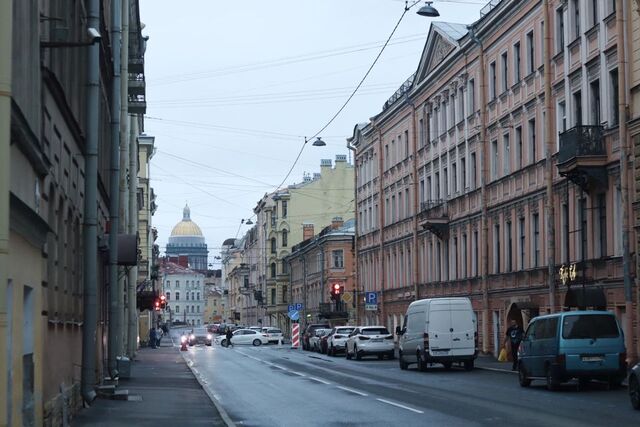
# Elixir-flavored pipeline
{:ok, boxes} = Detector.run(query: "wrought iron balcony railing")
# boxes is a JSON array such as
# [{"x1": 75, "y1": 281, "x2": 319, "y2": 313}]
[{"x1": 558, "y1": 125, "x2": 605, "y2": 164}]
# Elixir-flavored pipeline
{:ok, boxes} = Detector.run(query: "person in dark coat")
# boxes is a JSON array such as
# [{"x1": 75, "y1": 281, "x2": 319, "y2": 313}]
[
  {"x1": 225, "y1": 327, "x2": 234, "y2": 348},
  {"x1": 504, "y1": 320, "x2": 524, "y2": 371},
  {"x1": 149, "y1": 327, "x2": 158, "y2": 349}
]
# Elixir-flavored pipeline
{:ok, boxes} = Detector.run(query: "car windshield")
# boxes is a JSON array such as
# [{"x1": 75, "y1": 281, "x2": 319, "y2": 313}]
[
  {"x1": 267, "y1": 329, "x2": 281, "y2": 334},
  {"x1": 336, "y1": 328, "x2": 354, "y2": 334},
  {"x1": 362, "y1": 328, "x2": 389, "y2": 335},
  {"x1": 193, "y1": 328, "x2": 207, "y2": 334},
  {"x1": 562, "y1": 314, "x2": 620, "y2": 339}
]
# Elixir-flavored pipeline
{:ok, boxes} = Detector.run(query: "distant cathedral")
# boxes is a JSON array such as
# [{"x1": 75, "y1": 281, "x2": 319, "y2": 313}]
[{"x1": 166, "y1": 204, "x2": 208, "y2": 271}]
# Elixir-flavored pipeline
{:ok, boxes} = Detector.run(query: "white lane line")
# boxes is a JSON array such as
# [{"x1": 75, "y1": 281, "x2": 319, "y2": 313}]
[
  {"x1": 289, "y1": 371, "x2": 306, "y2": 377},
  {"x1": 309, "y1": 377, "x2": 331, "y2": 385},
  {"x1": 272, "y1": 364, "x2": 287, "y2": 370},
  {"x1": 336, "y1": 386, "x2": 368, "y2": 396},
  {"x1": 376, "y1": 398, "x2": 424, "y2": 414}
]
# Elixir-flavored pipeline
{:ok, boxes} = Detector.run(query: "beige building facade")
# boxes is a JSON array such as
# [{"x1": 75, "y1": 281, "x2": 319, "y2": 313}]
[{"x1": 352, "y1": 0, "x2": 638, "y2": 360}]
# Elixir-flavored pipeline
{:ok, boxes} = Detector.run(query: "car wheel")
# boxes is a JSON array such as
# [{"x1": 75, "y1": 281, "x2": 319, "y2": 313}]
[
  {"x1": 252, "y1": 339, "x2": 262, "y2": 346},
  {"x1": 546, "y1": 366, "x2": 559, "y2": 391},
  {"x1": 221, "y1": 339, "x2": 227, "y2": 347},
  {"x1": 443, "y1": 361, "x2": 452, "y2": 370},
  {"x1": 464, "y1": 360, "x2": 474, "y2": 371},
  {"x1": 630, "y1": 375, "x2": 640, "y2": 410},
  {"x1": 518, "y1": 364, "x2": 531, "y2": 387},
  {"x1": 399, "y1": 352, "x2": 408, "y2": 370},
  {"x1": 355, "y1": 346, "x2": 362, "y2": 361}
]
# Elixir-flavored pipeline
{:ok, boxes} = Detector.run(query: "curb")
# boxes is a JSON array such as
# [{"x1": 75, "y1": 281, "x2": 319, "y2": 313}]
[{"x1": 172, "y1": 337, "x2": 237, "y2": 427}]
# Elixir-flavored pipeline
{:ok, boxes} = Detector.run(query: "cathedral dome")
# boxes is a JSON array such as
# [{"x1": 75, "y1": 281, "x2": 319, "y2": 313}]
[{"x1": 169, "y1": 204, "x2": 204, "y2": 238}]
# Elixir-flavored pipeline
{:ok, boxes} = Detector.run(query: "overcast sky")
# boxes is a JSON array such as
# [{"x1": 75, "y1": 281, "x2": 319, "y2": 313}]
[{"x1": 139, "y1": 0, "x2": 487, "y2": 266}]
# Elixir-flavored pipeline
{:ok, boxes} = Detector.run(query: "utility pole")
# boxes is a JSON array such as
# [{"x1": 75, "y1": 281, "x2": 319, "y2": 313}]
[
  {"x1": 0, "y1": 0, "x2": 13, "y2": 422},
  {"x1": 81, "y1": 0, "x2": 100, "y2": 403}
]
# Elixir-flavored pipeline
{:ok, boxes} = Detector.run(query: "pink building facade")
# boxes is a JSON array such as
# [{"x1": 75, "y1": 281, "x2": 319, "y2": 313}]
[{"x1": 351, "y1": 0, "x2": 638, "y2": 360}]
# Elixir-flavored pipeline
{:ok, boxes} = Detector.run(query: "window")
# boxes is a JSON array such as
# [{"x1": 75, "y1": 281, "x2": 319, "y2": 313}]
[
  {"x1": 197, "y1": 292, "x2": 200, "y2": 300},
  {"x1": 501, "y1": 52, "x2": 508, "y2": 93},
  {"x1": 452, "y1": 162, "x2": 458, "y2": 193},
  {"x1": 610, "y1": 69, "x2": 619, "y2": 125},
  {"x1": 470, "y1": 153, "x2": 477, "y2": 189},
  {"x1": 506, "y1": 221, "x2": 513, "y2": 272},
  {"x1": 491, "y1": 140, "x2": 498, "y2": 179},
  {"x1": 515, "y1": 126, "x2": 523, "y2": 169},
  {"x1": 556, "y1": 8, "x2": 565, "y2": 53},
  {"x1": 468, "y1": 79, "x2": 476, "y2": 113},
  {"x1": 384, "y1": 144, "x2": 389, "y2": 169},
  {"x1": 558, "y1": 101, "x2": 567, "y2": 144},
  {"x1": 405, "y1": 188, "x2": 410, "y2": 217},
  {"x1": 271, "y1": 262, "x2": 276, "y2": 278},
  {"x1": 166, "y1": 292, "x2": 170, "y2": 300},
  {"x1": 590, "y1": 80, "x2": 600, "y2": 125},
  {"x1": 579, "y1": 197, "x2": 587, "y2": 261},
  {"x1": 419, "y1": 179, "x2": 425, "y2": 204},
  {"x1": 573, "y1": 0, "x2": 581, "y2": 38},
  {"x1": 443, "y1": 167, "x2": 449, "y2": 197},
  {"x1": 562, "y1": 203, "x2": 570, "y2": 262},
  {"x1": 398, "y1": 192, "x2": 403, "y2": 219},
  {"x1": 528, "y1": 118, "x2": 536, "y2": 164},
  {"x1": 596, "y1": 194, "x2": 607, "y2": 257},
  {"x1": 391, "y1": 195, "x2": 396, "y2": 222},
  {"x1": 282, "y1": 201, "x2": 288, "y2": 218},
  {"x1": 514, "y1": 42, "x2": 521, "y2": 82},
  {"x1": 435, "y1": 172, "x2": 440, "y2": 199},
  {"x1": 526, "y1": 31, "x2": 534, "y2": 74},
  {"x1": 176, "y1": 292, "x2": 180, "y2": 301},
  {"x1": 271, "y1": 212, "x2": 276, "y2": 226},
  {"x1": 270, "y1": 237, "x2": 276, "y2": 254},
  {"x1": 493, "y1": 223, "x2": 501, "y2": 273},
  {"x1": 532, "y1": 213, "x2": 540, "y2": 267},
  {"x1": 450, "y1": 94, "x2": 456, "y2": 126},
  {"x1": 489, "y1": 61, "x2": 497, "y2": 100},
  {"x1": 472, "y1": 230, "x2": 479, "y2": 276},
  {"x1": 461, "y1": 158, "x2": 466, "y2": 190},
  {"x1": 166, "y1": 280, "x2": 170, "y2": 287},
  {"x1": 332, "y1": 250, "x2": 344, "y2": 268},
  {"x1": 458, "y1": 86, "x2": 465, "y2": 121},
  {"x1": 573, "y1": 90, "x2": 582, "y2": 126},
  {"x1": 282, "y1": 229, "x2": 288, "y2": 247},
  {"x1": 404, "y1": 130, "x2": 409, "y2": 158},
  {"x1": 462, "y1": 234, "x2": 468, "y2": 278},
  {"x1": 191, "y1": 292, "x2": 195, "y2": 300},
  {"x1": 175, "y1": 305, "x2": 179, "y2": 313},
  {"x1": 519, "y1": 217, "x2": 526, "y2": 270},
  {"x1": 453, "y1": 237, "x2": 458, "y2": 280},
  {"x1": 503, "y1": 133, "x2": 510, "y2": 175},
  {"x1": 175, "y1": 280, "x2": 180, "y2": 288},
  {"x1": 419, "y1": 118, "x2": 425, "y2": 147}
]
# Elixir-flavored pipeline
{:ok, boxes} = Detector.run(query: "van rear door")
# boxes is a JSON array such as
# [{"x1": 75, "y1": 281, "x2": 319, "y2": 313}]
[
  {"x1": 427, "y1": 301, "x2": 452, "y2": 356},
  {"x1": 449, "y1": 301, "x2": 475, "y2": 356}
]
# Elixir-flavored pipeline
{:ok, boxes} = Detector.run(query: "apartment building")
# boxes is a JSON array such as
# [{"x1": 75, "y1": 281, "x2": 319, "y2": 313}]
[{"x1": 351, "y1": 0, "x2": 637, "y2": 359}]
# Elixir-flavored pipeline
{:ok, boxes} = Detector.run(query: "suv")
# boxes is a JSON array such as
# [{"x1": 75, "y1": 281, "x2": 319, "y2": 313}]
[
  {"x1": 327, "y1": 326, "x2": 356, "y2": 356},
  {"x1": 302, "y1": 323, "x2": 330, "y2": 350}
]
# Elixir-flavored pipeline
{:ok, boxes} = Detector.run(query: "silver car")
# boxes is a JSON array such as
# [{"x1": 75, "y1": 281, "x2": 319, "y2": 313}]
[{"x1": 327, "y1": 326, "x2": 356, "y2": 356}]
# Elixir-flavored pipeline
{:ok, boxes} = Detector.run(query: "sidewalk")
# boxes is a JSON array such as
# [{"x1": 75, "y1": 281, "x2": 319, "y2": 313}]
[
  {"x1": 474, "y1": 354, "x2": 517, "y2": 374},
  {"x1": 73, "y1": 342, "x2": 227, "y2": 426}
]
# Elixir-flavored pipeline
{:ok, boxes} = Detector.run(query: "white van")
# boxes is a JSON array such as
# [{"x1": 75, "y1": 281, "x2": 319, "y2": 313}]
[{"x1": 396, "y1": 297, "x2": 477, "y2": 371}]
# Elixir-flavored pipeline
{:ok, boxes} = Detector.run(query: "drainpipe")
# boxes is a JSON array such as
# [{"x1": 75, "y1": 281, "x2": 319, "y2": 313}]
[
  {"x1": 616, "y1": 0, "x2": 634, "y2": 363},
  {"x1": 468, "y1": 25, "x2": 489, "y2": 354},
  {"x1": 408, "y1": 98, "x2": 420, "y2": 302},
  {"x1": 372, "y1": 121, "x2": 386, "y2": 325},
  {"x1": 346, "y1": 139, "x2": 358, "y2": 325},
  {"x1": 81, "y1": 0, "x2": 100, "y2": 403},
  {"x1": 108, "y1": 0, "x2": 122, "y2": 377},
  {"x1": 0, "y1": 0, "x2": 13, "y2": 423},
  {"x1": 128, "y1": 117, "x2": 139, "y2": 336},
  {"x1": 543, "y1": 0, "x2": 556, "y2": 313}
]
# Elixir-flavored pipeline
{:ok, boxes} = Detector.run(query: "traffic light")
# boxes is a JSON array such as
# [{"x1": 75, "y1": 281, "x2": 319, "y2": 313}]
[
  {"x1": 154, "y1": 298, "x2": 161, "y2": 311},
  {"x1": 159, "y1": 294, "x2": 167, "y2": 309},
  {"x1": 331, "y1": 283, "x2": 342, "y2": 301}
]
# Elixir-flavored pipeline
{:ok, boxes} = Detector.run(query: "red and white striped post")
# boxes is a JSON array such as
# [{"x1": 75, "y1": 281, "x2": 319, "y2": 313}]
[{"x1": 291, "y1": 323, "x2": 300, "y2": 349}]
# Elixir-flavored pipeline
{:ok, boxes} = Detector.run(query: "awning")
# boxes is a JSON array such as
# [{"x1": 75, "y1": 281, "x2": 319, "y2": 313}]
[{"x1": 564, "y1": 287, "x2": 607, "y2": 310}]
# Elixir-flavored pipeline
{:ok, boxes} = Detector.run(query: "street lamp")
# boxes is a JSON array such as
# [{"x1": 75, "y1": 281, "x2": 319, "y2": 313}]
[
  {"x1": 311, "y1": 137, "x2": 326, "y2": 147},
  {"x1": 416, "y1": 1, "x2": 440, "y2": 17}
]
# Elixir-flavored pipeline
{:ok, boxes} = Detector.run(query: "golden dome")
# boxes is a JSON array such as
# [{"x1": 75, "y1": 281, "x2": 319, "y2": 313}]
[{"x1": 170, "y1": 204, "x2": 203, "y2": 237}]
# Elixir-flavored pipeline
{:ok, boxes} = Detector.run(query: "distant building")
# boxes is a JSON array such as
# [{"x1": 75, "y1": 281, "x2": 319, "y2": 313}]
[
  {"x1": 166, "y1": 204, "x2": 208, "y2": 271},
  {"x1": 161, "y1": 261, "x2": 205, "y2": 326}
]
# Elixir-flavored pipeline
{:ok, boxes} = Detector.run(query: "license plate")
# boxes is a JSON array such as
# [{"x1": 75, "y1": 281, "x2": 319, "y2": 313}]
[
  {"x1": 371, "y1": 338, "x2": 382, "y2": 342},
  {"x1": 581, "y1": 356, "x2": 604, "y2": 362},
  {"x1": 431, "y1": 350, "x2": 449, "y2": 355}
]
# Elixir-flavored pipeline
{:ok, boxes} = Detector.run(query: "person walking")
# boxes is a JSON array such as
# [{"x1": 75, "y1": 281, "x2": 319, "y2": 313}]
[
  {"x1": 504, "y1": 319, "x2": 524, "y2": 371},
  {"x1": 156, "y1": 327, "x2": 163, "y2": 348},
  {"x1": 225, "y1": 327, "x2": 234, "y2": 348},
  {"x1": 149, "y1": 327, "x2": 157, "y2": 349}
]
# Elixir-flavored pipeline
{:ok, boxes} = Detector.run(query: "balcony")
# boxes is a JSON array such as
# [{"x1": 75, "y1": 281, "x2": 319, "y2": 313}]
[
  {"x1": 318, "y1": 302, "x2": 349, "y2": 320},
  {"x1": 557, "y1": 125, "x2": 608, "y2": 191},
  {"x1": 419, "y1": 200, "x2": 449, "y2": 240}
]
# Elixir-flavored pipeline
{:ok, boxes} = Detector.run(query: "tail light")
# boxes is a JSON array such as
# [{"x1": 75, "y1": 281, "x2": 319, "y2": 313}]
[
  {"x1": 334, "y1": 335, "x2": 343, "y2": 339},
  {"x1": 358, "y1": 336, "x2": 370, "y2": 340},
  {"x1": 423, "y1": 333, "x2": 429, "y2": 350},
  {"x1": 555, "y1": 353, "x2": 566, "y2": 368}
]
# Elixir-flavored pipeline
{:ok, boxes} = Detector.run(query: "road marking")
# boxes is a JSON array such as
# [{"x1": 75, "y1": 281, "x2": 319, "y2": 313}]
[
  {"x1": 289, "y1": 371, "x2": 306, "y2": 377},
  {"x1": 336, "y1": 386, "x2": 368, "y2": 396},
  {"x1": 272, "y1": 364, "x2": 287, "y2": 370},
  {"x1": 376, "y1": 398, "x2": 424, "y2": 414},
  {"x1": 309, "y1": 377, "x2": 331, "y2": 385}
]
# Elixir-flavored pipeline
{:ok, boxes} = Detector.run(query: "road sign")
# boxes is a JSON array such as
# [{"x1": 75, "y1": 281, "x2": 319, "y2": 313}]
[
  {"x1": 295, "y1": 303, "x2": 303, "y2": 310},
  {"x1": 291, "y1": 323, "x2": 300, "y2": 349},
  {"x1": 365, "y1": 304, "x2": 378, "y2": 311},
  {"x1": 288, "y1": 310, "x2": 299, "y2": 321},
  {"x1": 342, "y1": 292, "x2": 353, "y2": 304},
  {"x1": 365, "y1": 292, "x2": 377, "y2": 305},
  {"x1": 287, "y1": 304, "x2": 294, "y2": 312}
]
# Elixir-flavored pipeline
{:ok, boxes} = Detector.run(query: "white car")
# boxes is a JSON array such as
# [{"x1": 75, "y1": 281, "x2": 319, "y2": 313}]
[
  {"x1": 309, "y1": 328, "x2": 332, "y2": 352},
  {"x1": 261, "y1": 327, "x2": 284, "y2": 344},
  {"x1": 327, "y1": 326, "x2": 356, "y2": 356},
  {"x1": 214, "y1": 328, "x2": 268, "y2": 346},
  {"x1": 345, "y1": 326, "x2": 395, "y2": 360}
]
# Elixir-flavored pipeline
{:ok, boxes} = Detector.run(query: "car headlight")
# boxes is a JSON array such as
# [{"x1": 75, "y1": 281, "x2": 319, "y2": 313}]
[
  {"x1": 190, "y1": 334, "x2": 195, "y2": 340},
  {"x1": 180, "y1": 336, "x2": 187, "y2": 343},
  {"x1": 207, "y1": 334, "x2": 212, "y2": 340}
]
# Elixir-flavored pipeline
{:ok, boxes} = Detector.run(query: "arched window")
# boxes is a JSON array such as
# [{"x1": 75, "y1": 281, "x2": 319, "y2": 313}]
[
  {"x1": 271, "y1": 237, "x2": 277, "y2": 254},
  {"x1": 282, "y1": 229, "x2": 288, "y2": 247},
  {"x1": 166, "y1": 280, "x2": 170, "y2": 287},
  {"x1": 175, "y1": 292, "x2": 180, "y2": 301},
  {"x1": 271, "y1": 263, "x2": 277, "y2": 278},
  {"x1": 166, "y1": 292, "x2": 170, "y2": 300},
  {"x1": 197, "y1": 292, "x2": 200, "y2": 300}
]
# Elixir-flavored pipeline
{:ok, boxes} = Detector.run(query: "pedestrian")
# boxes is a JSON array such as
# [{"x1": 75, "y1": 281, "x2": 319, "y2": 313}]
[
  {"x1": 161, "y1": 323, "x2": 169, "y2": 335},
  {"x1": 149, "y1": 327, "x2": 157, "y2": 349},
  {"x1": 225, "y1": 327, "x2": 233, "y2": 348},
  {"x1": 504, "y1": 319, "x2": 524, "y2": 371},
  {"x1": 156, "y1": 327, "x2": 163, "y2": 348}
]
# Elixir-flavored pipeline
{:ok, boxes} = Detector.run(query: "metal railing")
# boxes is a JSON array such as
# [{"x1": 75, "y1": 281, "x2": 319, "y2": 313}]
[
  {"x1": 420, "y1": 199, "x2": 446, "y2": 212},
  {"x1": 558, "y1": 125, "x2": 605, "y2": 164}
]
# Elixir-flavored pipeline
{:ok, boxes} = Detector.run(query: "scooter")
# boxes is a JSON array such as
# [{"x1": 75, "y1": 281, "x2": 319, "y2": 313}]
[{"x1": 180, "y1": 334, "x2": 188, "y2": 351}]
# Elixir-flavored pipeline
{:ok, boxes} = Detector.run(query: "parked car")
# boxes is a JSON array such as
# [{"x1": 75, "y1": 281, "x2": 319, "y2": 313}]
[
  {"x1": 309, "y1": 328, "x2": 332, "y2": 352},
  {"x1": 397, "y1": 297, "x2": 477, "y2": 371},
  {"x1": 327, "y1": 326, "x2": 356, "y2": 356},
  {"x1": 214, "y1": 328, "x2": 268, "y2": 346},
  {"x1": 630, "y1": 362, "x2": 640, "y2": 410},
  {"x1": 302, "y1": 323, "x2": 331, "y2": 350},
  {"x1": 261, "y1": 327, "x2": 284, "y2": 344},
  {"x1": 345, "y1": 326, "x2": 395, "y2": 360},
  {"x1": 319, "y1": 331, "x2": 332, "y2": 354},
  {"x1": 249, "y1": 326, "x2": 263, "y2": 332},
  {"x1": 518, "y1": 311, "x2": 627, "y2": 390},
  {"x1": 188, "y1": 328, "x2": 213, "y2": 346}
]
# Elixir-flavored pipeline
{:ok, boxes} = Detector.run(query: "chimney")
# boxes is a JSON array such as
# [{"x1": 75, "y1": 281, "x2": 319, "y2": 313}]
[
  {"x1": 335, "y1": 154, "x2": 347, "y2": 166},
  {"x1": 320, "y1": 159, "x2": 332, "y2": 168},
  {"x1": 302, "y1": 223, "x2": 315, "y2": 241},
  {"x1": 313, "y1": 172, "x2": 321, "y2": 180},
  {"x1": 331, "y1": 216, "x2": 344, "y2": 229}
]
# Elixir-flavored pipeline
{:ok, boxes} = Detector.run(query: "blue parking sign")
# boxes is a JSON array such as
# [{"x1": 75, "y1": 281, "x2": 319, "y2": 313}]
[{"x1": 365, "y1": 292, "x2": 377, "y2": 304}]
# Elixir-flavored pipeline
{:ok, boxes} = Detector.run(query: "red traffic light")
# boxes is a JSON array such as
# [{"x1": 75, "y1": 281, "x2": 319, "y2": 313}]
[
  {"x1": 160, "y1": 294, "x2": 166, "y2": 301},
  {"x1": 332, "y1": 283, "x2": 341, "y2": 293},
  {"x1": 154, "y1": 299, "x2": 161, "y2": 311}
]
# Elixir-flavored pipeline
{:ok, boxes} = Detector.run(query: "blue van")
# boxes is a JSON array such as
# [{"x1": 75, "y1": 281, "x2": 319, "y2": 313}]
[{"x1": 518, "y1": 311, "x2": 627, "y2": 390}]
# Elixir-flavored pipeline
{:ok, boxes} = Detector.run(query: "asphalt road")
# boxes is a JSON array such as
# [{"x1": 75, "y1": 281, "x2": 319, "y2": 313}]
[{"x1": 173, "y1": 333, "x2": 637, "y2": 426}]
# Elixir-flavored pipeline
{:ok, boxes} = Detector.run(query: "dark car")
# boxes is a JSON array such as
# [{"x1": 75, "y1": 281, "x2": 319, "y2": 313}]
[
  {"x1": 188, "y1": 328, "x2": 213, "y2": 346},
  {"x1": 302, "y1": 323, "x2": 330, "y2": 350},
  {"x1": 630, "y1": 362, "x2": 640, "y2": 410}
]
